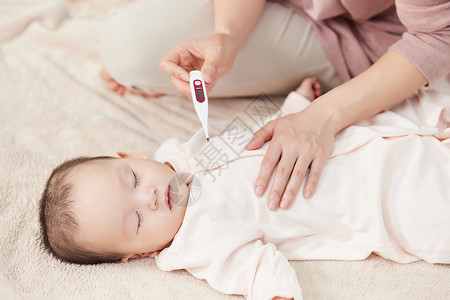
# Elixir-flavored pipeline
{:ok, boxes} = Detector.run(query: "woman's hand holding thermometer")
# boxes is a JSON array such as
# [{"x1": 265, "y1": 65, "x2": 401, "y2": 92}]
[{"x1": 189, "y1": 71, "x2": 209, "y2": 142}]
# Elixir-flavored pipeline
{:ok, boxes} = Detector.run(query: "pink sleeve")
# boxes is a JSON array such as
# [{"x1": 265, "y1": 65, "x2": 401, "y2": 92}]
[
  {"x1": 389, "y1": 0, "x2": 450, "y2": 83},
  {"x1": 186, "y1": 239, "x2": 303, "y2": 299}
]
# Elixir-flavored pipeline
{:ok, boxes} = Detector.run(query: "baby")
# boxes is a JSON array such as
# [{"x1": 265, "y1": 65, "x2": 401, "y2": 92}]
[{"x1": 39, "y1": 78, "x2": 450, "y2": 300}]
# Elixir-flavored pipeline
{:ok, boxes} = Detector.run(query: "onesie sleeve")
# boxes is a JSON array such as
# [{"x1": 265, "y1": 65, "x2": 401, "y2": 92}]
[
  {"x1": 279, "y1": 91, "x2": 311, "y2": 116},
  {"x1": 185, "y1": 239, "x2": 303, "y2": 300},
  {"x1": 389, "y1": 0, "x2": 450, "y2": 83}
]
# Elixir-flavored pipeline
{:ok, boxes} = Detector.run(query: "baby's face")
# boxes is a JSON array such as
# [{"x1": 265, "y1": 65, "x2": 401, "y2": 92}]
[{"x1": 70, "y1": 157, "x2": 189, "y2": 262}]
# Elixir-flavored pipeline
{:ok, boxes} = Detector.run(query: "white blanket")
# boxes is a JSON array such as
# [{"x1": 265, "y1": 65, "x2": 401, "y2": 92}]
[{"x1": 1, "y1": 0, "x2": 449, "y2": 299}]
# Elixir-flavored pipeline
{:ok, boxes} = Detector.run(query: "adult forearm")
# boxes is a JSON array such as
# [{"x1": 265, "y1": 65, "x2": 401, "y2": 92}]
[
  {"x1": 311, "y1": 50, "x2": 428, "y2": 134},
  {"x1": 213, "y1": 0, "x2": 266, "y2": 49}
]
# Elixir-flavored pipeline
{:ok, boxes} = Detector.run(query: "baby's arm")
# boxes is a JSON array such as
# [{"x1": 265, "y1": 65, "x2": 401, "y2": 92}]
[{"x1": 185, "y1": 239, "x2": 302, "y2": 300}]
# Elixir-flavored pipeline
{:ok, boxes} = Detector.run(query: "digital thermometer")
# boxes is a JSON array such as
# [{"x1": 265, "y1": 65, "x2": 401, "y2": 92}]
[{"x1": 189, "y1": 70, "x2": 209, "y2": 142}]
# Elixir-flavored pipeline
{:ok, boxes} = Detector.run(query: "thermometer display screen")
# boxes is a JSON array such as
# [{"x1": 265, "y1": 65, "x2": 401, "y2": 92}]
[{"x1": 195, "y1": 87, "x2": 203, "y2": 99}]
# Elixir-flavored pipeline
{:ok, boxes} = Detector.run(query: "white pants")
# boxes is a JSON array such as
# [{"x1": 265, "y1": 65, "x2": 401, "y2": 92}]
[{"x1": 99, "y1": 0, "x2": 343, "y2": 97}]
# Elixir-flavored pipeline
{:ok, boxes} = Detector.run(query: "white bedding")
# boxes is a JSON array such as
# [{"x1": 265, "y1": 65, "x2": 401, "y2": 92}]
[{"x1": 1, "y1": 0, "x2": 449, "y2": 299}]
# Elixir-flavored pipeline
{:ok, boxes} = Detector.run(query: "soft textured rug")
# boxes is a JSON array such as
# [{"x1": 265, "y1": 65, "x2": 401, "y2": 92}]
[{"x1": 0, "y1": 0, "x2": 449, "y2": 299}]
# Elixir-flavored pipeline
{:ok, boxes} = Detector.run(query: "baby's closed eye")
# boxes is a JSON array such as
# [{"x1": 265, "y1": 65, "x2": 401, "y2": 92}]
[
  {"x1": 136, "y1": 210, "x2": 142, "y2": 233},
  {"x1": 131, "y1": 168, "x2": 140, "y2": 188}
]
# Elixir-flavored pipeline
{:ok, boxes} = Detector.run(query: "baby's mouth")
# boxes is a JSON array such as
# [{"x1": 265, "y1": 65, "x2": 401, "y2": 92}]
[{"x1": 166, "y1": 186, "x2": 173, "y2": 210}]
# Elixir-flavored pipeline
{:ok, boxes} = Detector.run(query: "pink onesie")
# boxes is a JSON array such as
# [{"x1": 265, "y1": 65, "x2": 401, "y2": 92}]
[{"x1": 153, "y1": 91, "x2": 450, "y2": 299}]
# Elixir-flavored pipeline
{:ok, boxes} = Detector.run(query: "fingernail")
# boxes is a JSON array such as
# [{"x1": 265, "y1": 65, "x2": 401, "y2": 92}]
[
  {"x1": 280, "y1": 198, "x2": 288, "y2": 209},
  {"x1": 245, "y1": 137, "x2": 255, "y2": 148},
  {"x1": 180, "y1": 74, "x2": 188, "y2": 81},
  {"x1": 305, "y1": 190, "x2": 311, "y2": 199},
  {"x1": 203, "y1": 71, "x2": 213, "y2": 82},
  {"x1": 255, "y1": 186, "x2": 263, "y2": 196},
  {"x1": 269, "y1": 200, "x2": 277, "y2": 211}
]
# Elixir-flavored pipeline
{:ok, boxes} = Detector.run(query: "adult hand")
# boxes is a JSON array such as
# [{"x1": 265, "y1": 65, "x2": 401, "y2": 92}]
[
  {"x1": 245, "y1": 105, "x2": 337, "y2": 211},
  {"x1": 158, "y1": 33, "x2": 239, "y2": 98}
]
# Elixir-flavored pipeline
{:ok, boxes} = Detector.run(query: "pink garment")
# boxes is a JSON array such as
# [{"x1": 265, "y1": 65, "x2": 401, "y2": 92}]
[
  {"x1": 154, "y1": 89, "x2": 450, "y2": 299},
  {"x1": 272, "y1": 0, "x2": 450, "y2": 82}
]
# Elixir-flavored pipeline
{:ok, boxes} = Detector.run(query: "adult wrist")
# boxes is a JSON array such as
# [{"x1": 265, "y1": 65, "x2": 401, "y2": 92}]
[
  {"x1": 213, "y1": 27, "x2": 243, "y2": 53},
  {"x1": 307, "y1": 97, "x2": 344, "y2": 136},
  {"x1": 209, "y1": 32, "x2": 241, "y2": 59}
]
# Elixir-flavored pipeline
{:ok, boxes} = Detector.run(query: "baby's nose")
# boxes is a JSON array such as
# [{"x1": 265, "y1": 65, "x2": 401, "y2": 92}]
[{"x1": 145, "y1": 187, "x2": 158, "y2": 210}]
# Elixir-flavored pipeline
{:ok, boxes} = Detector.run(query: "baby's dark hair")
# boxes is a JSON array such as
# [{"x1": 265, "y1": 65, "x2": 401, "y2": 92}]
[{"x1": 39, "y1": 156, "x2": 125, "y2": 265}]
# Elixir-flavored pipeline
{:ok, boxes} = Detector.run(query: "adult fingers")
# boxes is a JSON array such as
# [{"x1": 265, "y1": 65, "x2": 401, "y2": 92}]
[
  {"x1": 278, "y1": 153, "x2": 312, "y2": 210},
  {"x1": 266, "y1": 152, "x2": 299, "y2": 211},
  {"x1": 245, "y1": 121, "x2": 276, "y2": 150},
  {"x1": 200, "y1": 52, "x2": 218, "y2": 83},
  {"x1": 172, "y1": 74, "x2": 216, "y2": 98},
  {"x1": 254, "y1": 140, "x2": 281, "y2": 200},
  {"x1": 205, "y1": 80, "x2": 217, "y2": 94},
  {"x1": 303, "y1": 154, "x2": 327, "y2": 199},
  {"x1": 171, "y1": 76, "x2": 191, "y2": 98},
  {"x1": 159, "y1": 50, "x2": 190, "y2": 82}
]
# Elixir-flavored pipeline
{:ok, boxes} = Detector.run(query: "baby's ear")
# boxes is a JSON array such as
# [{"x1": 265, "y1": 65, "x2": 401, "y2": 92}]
[
  {"x1": 136, "y1": 252, "x2": 159, "y2": 258},
  {"x1": 120, "y1": 254, "x2": 135, "y2": 263},
  {"x1": 116, "y1": 152, "x2": 149, "y2": 159},
  {"x1": 149, "y1": 251, "x2": 159, "y2": 258},
  {"x1": 164, "y1": 162, "x2": 175, "y2": 171}
]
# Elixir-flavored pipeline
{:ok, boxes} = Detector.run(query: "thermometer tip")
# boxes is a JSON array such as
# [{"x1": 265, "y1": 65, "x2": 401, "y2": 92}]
[{"x1": 206, "y1": 137, "x2": 210, "y2": 142}]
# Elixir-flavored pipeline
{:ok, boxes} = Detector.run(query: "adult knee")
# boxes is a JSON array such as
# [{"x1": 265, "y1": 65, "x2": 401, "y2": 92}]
[{"x1": 99, "y1": 0, "x2": 213, "y2": 94}]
